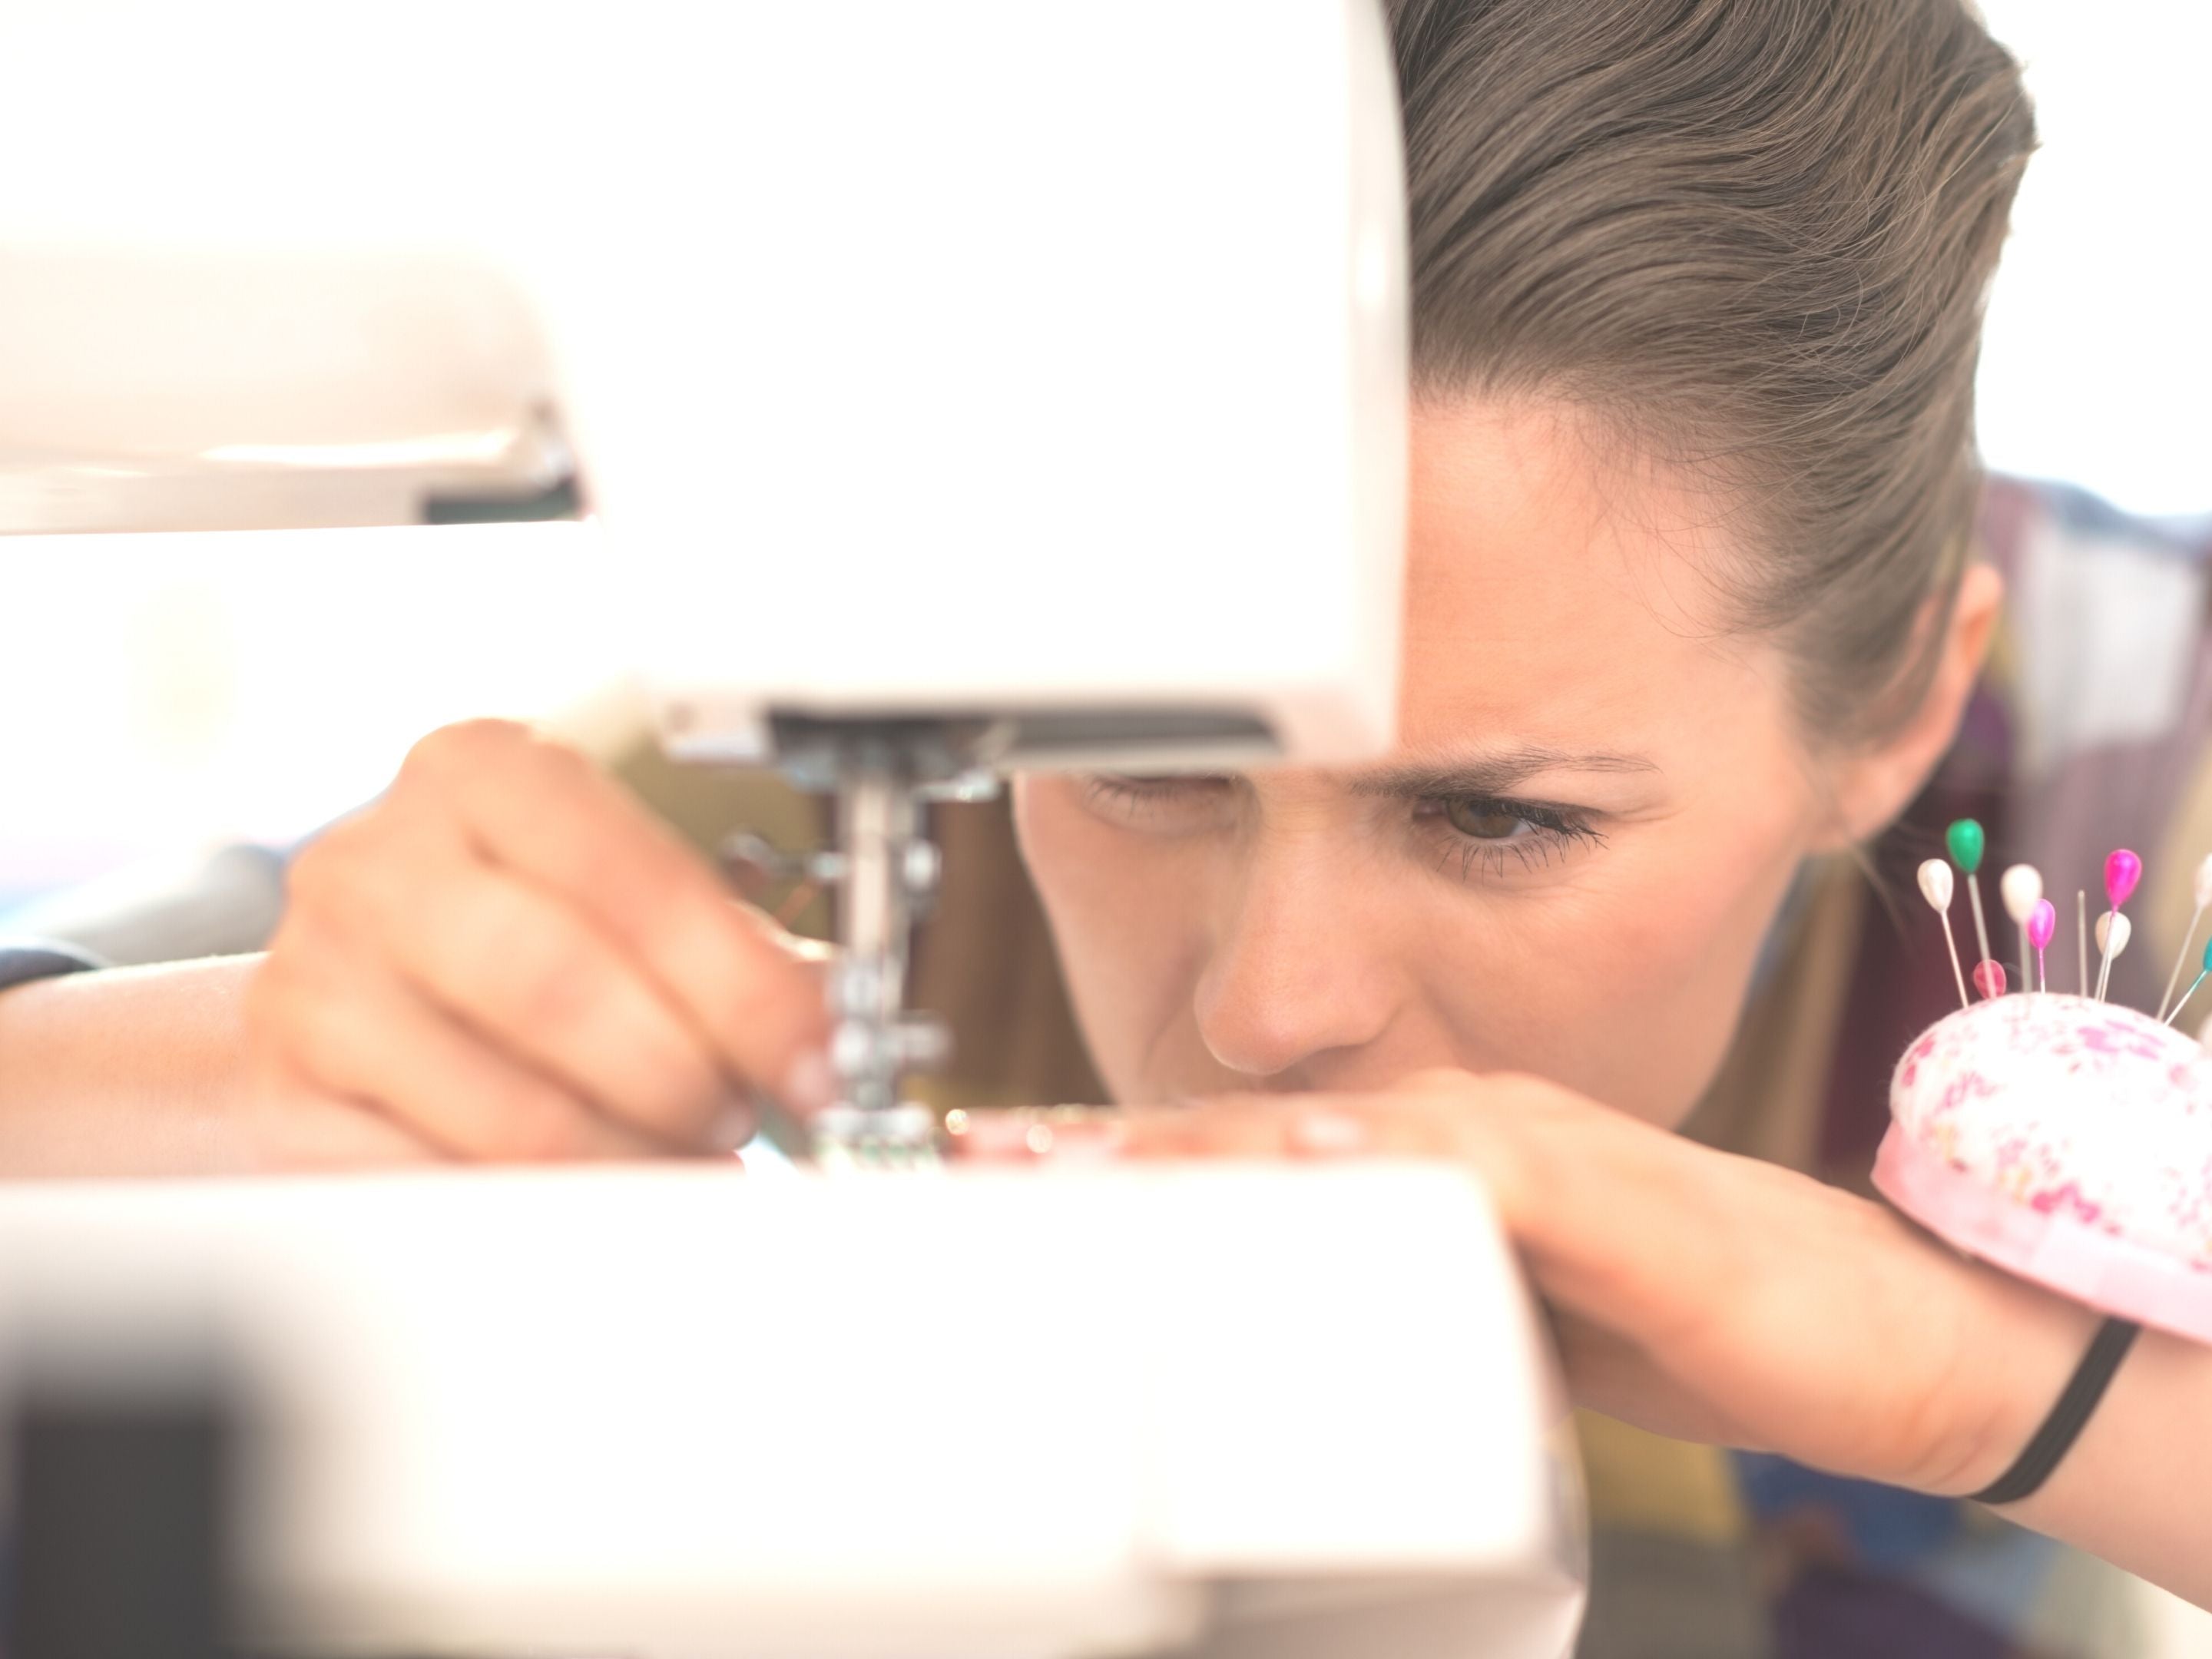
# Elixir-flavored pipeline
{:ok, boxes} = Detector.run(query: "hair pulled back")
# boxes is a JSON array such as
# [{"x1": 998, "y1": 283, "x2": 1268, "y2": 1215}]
[{"x1": 1389, "y1": 0, "x2": 2036, "y2": 743}]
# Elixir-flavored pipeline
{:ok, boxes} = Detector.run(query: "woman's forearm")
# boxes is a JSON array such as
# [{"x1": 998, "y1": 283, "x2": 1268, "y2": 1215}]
[{"x1": 0, "y1": 955, "x2": 271, "y2": 1174}]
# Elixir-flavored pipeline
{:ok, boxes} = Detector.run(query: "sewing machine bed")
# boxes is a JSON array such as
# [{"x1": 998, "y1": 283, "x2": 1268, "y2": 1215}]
[{"x1": 0, "y1": 1162, "x2": 1583, "y2": 1659}]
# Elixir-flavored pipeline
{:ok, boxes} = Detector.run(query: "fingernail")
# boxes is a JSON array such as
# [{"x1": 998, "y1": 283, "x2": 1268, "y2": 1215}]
[
  {"x1": 1290, "y1": 1110, "x2": 1367, "y2": 1155},
  {"x1": 780, "y1": 1049, "x2": 837, "y2": 1116},
  {"x1": 707, "y1": 1095, "x2": 759, "y2": 1152}
]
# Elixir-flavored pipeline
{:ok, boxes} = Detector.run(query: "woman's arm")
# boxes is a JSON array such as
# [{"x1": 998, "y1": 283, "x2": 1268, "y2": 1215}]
[
  {"x1": 0, "y1": 720, "x2": 836, "y2": 1176},
  {"x1": 0, "y1": 956, "x2": 435, "y2": 1174},
  {"x1": 1114, "y1": 1071, "x2": 2212, "y2": 1610},
  {"x1": 2011, "y1": 1324, "x2": 2212, "y2": 1608}
]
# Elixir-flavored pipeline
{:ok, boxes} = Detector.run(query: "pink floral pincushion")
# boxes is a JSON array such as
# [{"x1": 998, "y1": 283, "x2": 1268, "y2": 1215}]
[{"x1": 1878, "y1": 993, "x2": 2212, "y2": 1343}]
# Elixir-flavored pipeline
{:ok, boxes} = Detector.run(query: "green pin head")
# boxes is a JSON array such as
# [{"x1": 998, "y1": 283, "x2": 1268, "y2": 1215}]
[
  {"x1": 2200, "y1": 935, "x2": 2212, "y2": 972},
  {"x1": 1945, "y1": 818, "x2": 1985, "y2": 876}
]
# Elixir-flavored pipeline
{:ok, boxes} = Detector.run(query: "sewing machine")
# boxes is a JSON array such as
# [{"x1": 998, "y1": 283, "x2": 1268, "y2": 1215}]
[
  {"x1": 0, "y1": 1165, "x2": 1584, "y2": 1659},
  {"x1": 0, "y1": 0, "x2": 1585, "y2": 1651}
]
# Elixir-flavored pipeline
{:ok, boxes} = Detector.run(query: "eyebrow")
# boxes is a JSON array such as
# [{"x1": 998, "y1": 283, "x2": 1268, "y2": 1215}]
[{"x1": 1345, "y1": 747, "x2": 1661, "y2": 800}]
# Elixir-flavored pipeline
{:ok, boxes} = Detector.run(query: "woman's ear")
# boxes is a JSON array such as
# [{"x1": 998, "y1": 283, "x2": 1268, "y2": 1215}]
[{"x1": 1814, "y1": 563, "x2": 2003, "y2": 851}]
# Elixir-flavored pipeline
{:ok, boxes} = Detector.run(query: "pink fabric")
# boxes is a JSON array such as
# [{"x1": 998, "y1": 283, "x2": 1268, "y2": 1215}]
[{"x1": 1875, "y1": 1126, "x2": 2212, "y2": 1344}]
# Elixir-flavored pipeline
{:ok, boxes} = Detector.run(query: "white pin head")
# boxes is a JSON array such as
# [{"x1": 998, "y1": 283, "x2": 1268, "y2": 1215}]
[
  {"x1": 1918, "y1": 859, "x2": 1955, "y2": 912},
  {"x1": 2194, "y1": 853, "x2": 2212, "y2": 911},
  {"x1": 2000, "y1": 864, "x2": 2043, "y2": 924},
  {"x1": 2096, "y1": 910, "x2": 2134, "y2": 959}
]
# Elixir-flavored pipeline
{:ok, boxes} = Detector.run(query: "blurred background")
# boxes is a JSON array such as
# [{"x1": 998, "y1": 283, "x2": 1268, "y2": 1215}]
[
  {"x1": 0, "y1": 525, "x2": 624, "y2": 908},
  {"x1": 0, "y1": 0, "x2": 2205, "y2": 916},
  {"x1": 1972, "y1": 0, "x2": 2211, "y2": 522}
]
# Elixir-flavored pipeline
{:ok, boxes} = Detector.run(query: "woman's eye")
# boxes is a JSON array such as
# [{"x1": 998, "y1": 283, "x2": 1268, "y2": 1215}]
[
  {"x1": 1422, "y1": 793, "x2": 1606, "y2": 881},
  {"x1": 1442, "y1": 797, "x2": 1534, "y2": 840},
  {"x1": 1081, "y1": 773, "x2": 1235, "y2": 823}
]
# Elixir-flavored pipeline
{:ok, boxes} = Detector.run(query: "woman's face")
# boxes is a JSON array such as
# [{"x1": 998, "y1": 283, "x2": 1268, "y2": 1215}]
[{"x1": 1015, "y1": 399, "x2": 1839, "y2": 1129}]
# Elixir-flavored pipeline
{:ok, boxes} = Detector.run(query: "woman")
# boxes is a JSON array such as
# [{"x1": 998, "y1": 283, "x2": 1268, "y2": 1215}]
[{"x1": 2, "y1": 0, "x2": 2207, "y2": 1648}]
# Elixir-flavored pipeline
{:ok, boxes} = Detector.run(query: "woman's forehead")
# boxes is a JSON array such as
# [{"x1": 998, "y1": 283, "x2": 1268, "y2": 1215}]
[{"x1": 1399, "y1": 399, "x2": 1780, "y2": 757}]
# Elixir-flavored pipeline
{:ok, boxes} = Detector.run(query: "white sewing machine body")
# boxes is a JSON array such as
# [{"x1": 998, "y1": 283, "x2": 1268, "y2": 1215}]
[
  {"x1": 0, "y1": 0, "x2": 1406, "y2": 775},
  {"x1": 0, "y1": 1164, "x2": 1584, "y2": 1658}
]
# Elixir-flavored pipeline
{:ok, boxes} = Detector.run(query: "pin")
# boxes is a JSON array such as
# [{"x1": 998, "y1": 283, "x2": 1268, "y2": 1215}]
[
  {"x1": 2000, "y1": 864, "x2": 2041, "y2": 997},
  {"x1": 2094, "y1": 849, "x2": 2142, "y2": 1003},
  {"x1": 2027, "y1": 898, "x2": 2056, "y2": 993},
  {"x1": 1918, "y1": 858, "x2": 1969, "y2": 1011},
  {"x1": 2094, "y1": 909, "x2": 2133, "y2": 1002},
  {"x1": 1972, "y1": 959, "x2": 2008, "y2": 1001},
  {"x1": 2078, "y1": 890, "x2": 2089, "y2": 995},
  {"x1": 1947, "y1": 820, "x2": 1994, "y2": 975},
  {"x1": 2164, "y1": 937, "x2": 2212, "y2": 1027},
  {"x1": 2156, "y1": 852, "x2": 2212, "y2": 1021}
]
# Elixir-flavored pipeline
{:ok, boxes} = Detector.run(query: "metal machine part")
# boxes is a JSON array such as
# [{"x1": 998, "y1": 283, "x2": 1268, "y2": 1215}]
[
  {"x1": 720, "y1": 717, "x2": 1037, "y2": 1161},
  {"x1": 814, "y1": 756, "x2": 945, "y2": 1154}
]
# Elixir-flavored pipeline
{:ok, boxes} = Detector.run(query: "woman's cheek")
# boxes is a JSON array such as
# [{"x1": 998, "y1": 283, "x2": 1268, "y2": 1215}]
[
  {"x1": 1511, "y1": 813, "x2": 1808, "y2": 1128},
  {"x1": 1011, "y1": 777, "x2": 1211, "y2": 1098},
  {"x1": 1011, "y1": 777, "x2": 1148, "y2": 932}
]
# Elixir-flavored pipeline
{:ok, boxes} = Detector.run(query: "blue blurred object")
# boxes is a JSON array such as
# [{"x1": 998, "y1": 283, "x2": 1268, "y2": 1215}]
[{"x1": 1734, "y1": 1453, "x2": 1962, "y2": 1572}]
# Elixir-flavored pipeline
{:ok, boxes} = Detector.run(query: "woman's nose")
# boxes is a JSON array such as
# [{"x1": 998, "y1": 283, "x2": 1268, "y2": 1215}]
[{"x1": 1190, "y1": 837, "x2": 1400, "y2": 1083}]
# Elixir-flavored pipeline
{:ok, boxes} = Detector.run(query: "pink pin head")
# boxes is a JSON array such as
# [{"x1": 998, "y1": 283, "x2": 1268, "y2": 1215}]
[
  {"x1": 2105, "y1": 848, "x2": 2143, "y2": 910},
  {"x1": 2026, "y1": 898, "x2": 2056, "y2": 951},
  {"x1": 1972, "y1": 959, "x2": 2007, "y2": 1000}
]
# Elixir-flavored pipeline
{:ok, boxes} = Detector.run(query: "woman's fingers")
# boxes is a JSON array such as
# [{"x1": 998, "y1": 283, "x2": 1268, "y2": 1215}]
[
  {"x1": 260, "y1": 718, "x2": 842, "y2": 1164},
  {"x1": 382, "y1": 851, "x2": 731, "y2": 1147},
  {"x1": 393, "y1": 721, "x2": 833, "y2": 1109},
  {"x1": 1116, "y1": 1098, "x2": 1302, "y2": 1158},
  {"x1": 253, "y1": 911, "x2": 674, "y2": 1162},
  {"x1": 239, "y1": 1045, "x2": 458, "y2": 1171}
]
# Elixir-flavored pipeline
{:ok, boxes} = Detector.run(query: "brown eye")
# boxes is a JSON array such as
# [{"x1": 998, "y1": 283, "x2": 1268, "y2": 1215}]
[{"x1": 1442, "y1": 798, "x2": 1529, "y2": 840}]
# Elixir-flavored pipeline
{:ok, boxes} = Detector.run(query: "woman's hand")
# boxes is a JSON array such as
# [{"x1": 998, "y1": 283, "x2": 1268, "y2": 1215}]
[
  {"x1": 244, "y1": 720, "x2": 833, "y2": 1163},
  {"x1": 1115, "y1": 1070, "x2": 2101, "y2": 1500}
]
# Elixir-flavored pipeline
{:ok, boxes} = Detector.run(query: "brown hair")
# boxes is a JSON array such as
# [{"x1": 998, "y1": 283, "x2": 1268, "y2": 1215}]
[{"x1": 1389, "y1": 0, "x2": 2035, "y2": 744}]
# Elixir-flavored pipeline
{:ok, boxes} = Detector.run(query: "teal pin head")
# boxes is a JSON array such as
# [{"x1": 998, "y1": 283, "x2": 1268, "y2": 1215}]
[{"x1": 1945, "y1": 818, "x2": 1985, "y2": 876}]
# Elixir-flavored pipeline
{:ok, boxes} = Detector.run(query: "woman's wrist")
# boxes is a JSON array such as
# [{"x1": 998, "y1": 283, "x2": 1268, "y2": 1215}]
[
  {"x1": 2004, "y1": 1323, "x2": 2212, "y2": 1607},
  {"x1": 1929, "y1": 1245, "x2": 2106, "y2": 1498}
]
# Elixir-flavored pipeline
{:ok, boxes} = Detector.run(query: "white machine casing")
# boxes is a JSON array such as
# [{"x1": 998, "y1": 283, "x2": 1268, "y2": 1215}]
[
  {"x1": 0, "y1": 1165, "x2": 1584, "y2": 1658},
  {"x1": 0, "y1": 0, "x2": 1407, "y2": 773}
]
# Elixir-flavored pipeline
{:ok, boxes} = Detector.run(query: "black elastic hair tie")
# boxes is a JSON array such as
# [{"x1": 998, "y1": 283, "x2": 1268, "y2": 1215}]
[{"x1": 1969, "y1": 1316, "x2": 2139, "y2": 1505}]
